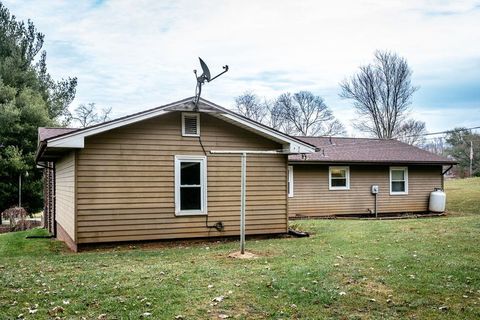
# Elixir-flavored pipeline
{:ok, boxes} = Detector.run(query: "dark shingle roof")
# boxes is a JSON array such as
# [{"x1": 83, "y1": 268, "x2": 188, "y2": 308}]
[
  {"x1": 38, "y1": 127, "x2": 78, "y2": 142},
  {"x1": 289, "y1": 137, "x2": 456, "y2": 165}
]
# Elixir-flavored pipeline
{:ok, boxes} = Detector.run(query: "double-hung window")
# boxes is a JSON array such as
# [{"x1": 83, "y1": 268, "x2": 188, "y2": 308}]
[
  {"x1": 175, "y1": 155, "x2": 207, "y2": 215},
  {"x1": 390, "y1": 167, "x2": 408, "y2": 195},
  {"x1": 329, "y1": 166, "x2": 350, "y2": 190}
]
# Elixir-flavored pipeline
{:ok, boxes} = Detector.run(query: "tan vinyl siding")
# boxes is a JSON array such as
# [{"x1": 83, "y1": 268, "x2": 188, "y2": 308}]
[
  {"x1": 288, "y1": 164, "x2": 442, "y2": 217},
  {"x1": 55, "y1": 151, "x2": 76, "y2": 240},
  {"x1": 76, "y1": 112, "x2": 287, "y2": 243}
]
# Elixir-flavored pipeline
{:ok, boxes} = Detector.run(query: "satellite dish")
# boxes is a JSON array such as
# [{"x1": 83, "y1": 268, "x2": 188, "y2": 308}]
[
  {"x1": 193, "y1": 57, "x2": 229, "y2": 108},
  {"x1": 198, "y1": 58, "x2": 211, "y2": 82}
]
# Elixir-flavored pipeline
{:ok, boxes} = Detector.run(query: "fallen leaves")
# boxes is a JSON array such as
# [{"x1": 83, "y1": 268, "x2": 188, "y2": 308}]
[{"x1": 48, "y1": 306, "x2": 64, "y2": 317}]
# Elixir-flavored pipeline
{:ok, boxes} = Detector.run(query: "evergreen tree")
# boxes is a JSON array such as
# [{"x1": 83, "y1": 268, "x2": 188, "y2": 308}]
[
  {"x1": 445, "y1": 128, "x2": 480, "y2": 178},
  {"x1": 0, "y1": 2, "x2": 77, "y2": 212}
]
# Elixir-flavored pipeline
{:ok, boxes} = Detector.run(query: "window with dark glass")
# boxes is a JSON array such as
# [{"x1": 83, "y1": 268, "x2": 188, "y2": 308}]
[
  {"x1": 390, "y1": 167, "x2": 408, "y2": 194},
  {"x1": 180, "y1": 162, "x2": 201, "y2": 210},
  {"x1": 175, "y1": 156, "x2": 206, "y2": 215}
]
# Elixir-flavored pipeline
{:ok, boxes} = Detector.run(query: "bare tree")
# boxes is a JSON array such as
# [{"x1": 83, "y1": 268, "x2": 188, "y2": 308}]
[
  {"x1": 276, "y1": 91, "x2": 346, "y2": 136},
  {"x1": 340, "y1": 50, "x2": 418, "y2": 139},
  {"x1": 395, "y1": 119, "x2": 427, "y2": 146},
  {"x1": 423, "y1": 137, "x2": 446, "y2": 155},
  {"x1": 233, "y1": 91, "x2": 267, "y2": 123},
  {"x1": 72, "y1": 103, "x2": 112, "y2": 128},
  {"x1": 263, "y1": 99, "x2": 295, "y2": 134},
  {"x1": 98, "y1": 106, "x2": 112, "y2": 122}
]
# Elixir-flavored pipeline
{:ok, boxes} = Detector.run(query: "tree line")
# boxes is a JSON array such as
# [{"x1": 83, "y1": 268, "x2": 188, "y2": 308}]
[
  {"x1": 234, "y1": 50, "x2": 478, "y2": 177},
  {"x1": 233, "y1": 91, "x2": 346, "y2": 136},
  {"x1": 0, "y1": 3, "x2": 109, "y2": 213},
  {"x1": 234, "y1": 50, "x2": 427, "y2": 144},
  {"x1": 423, "y1": 129, "x2": 480, "y2": 178}
]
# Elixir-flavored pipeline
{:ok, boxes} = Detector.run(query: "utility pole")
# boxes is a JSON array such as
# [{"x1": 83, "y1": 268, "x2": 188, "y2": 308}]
[
  {"x1": 18, "y1": 171, "x2": 28, "y2": 208},
  {"x1": 19, "y1": 174, "x2": 22, "y2": 208},
  {"x1": 470, "y1": 140, "x2": 474, "y2": 177}
]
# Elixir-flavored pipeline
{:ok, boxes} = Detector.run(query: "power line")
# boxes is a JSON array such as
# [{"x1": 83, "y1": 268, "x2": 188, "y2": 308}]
[{"x1": 407, "y1": 125, "x2": 480, "y2": 138}]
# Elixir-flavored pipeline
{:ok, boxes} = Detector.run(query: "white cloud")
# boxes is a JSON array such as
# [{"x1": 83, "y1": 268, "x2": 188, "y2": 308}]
[{"x1": 4, "y1": 0, "x2": 480, "y2": 134}]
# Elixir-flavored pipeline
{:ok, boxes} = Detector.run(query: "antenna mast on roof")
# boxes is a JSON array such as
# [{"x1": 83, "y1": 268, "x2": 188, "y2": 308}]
[{"x1": 193, "y1": 57, "x2": 229, "y2": 109}]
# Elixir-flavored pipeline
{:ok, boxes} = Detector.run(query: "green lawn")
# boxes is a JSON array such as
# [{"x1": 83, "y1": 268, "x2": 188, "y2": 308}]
[
  {"x1": 0, "y1": 179, "x2": 479, "y2": 319},
  {"x1": 445, "y1": 177, "x2": 480, "y2": 215}
]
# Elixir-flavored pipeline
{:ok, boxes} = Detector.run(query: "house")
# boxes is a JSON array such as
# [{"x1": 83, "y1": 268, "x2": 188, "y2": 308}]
[
  {"x1": 36, "y1": 97, "x2": 316, "y2": 251},
  {"x1": 287, "y1": 137, "x2": 456, "y2": 218},
  {"x1": 36, "y1": 97, "x2": 456, "y2": 251}
]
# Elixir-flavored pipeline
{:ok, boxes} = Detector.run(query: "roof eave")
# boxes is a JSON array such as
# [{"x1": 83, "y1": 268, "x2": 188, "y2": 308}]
[
  {"x1": 36, "y1": 97, "x2": 316, "y2": 163},
  {"x1": 288, "y1": 160, "x2": 458, "y2": 165}
]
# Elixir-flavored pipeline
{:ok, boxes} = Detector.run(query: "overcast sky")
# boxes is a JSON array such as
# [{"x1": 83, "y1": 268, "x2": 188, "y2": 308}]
[{"x1": 5, "y1": 0, "x2": 480, "y2": 135}]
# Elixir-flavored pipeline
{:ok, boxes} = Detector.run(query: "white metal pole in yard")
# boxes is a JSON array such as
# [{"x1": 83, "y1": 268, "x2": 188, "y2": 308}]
[
  {"x1": 210, "y1": 149, "x2": 286, "y2": 255},
  {"x1": 240, "y1": 152, "x2": 246, "y2": 254}
]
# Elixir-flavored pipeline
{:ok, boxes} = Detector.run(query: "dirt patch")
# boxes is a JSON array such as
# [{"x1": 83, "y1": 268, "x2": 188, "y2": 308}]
[
  {"x1": 228, "y1": 251, "x2": 258, "y2": 259},
  {"x1": 361, "y1": 279, "x2": 393, "y2": 296}
]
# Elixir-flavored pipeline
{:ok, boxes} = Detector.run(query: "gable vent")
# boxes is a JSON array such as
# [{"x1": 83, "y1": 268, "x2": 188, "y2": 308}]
[{"x1": 182, "y1": 113, "x2": 200, "y2": 136}]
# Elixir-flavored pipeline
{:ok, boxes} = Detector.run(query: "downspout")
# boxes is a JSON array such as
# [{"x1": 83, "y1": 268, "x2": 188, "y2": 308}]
[{"x1": 52, "y1": 162, "x2": 56, "y2": 238}]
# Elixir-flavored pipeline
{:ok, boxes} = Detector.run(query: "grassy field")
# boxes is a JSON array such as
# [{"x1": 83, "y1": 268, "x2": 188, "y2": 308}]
[
  {"x1": 445, "y1": 177, "x2": 480, "y2": 215},
  {"x1": 0, "y1": 178, "x2": 479, "y2": 319}
]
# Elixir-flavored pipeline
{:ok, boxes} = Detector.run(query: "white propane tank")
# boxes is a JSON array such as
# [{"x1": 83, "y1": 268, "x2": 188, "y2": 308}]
[{"x1": 429, "y1": 189, "x2": 446, "y2": 213}]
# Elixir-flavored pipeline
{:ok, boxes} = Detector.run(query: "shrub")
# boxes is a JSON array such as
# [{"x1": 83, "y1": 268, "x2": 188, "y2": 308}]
[{"x1": 1, "y1": 206, "x2": 39, "y2": 232}]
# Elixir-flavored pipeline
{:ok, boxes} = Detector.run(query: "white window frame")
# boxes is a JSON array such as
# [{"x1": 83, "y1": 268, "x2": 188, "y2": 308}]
[
  {"x1": 390, "y1": 166, "x2": 408, "y2": 195},
  {"x1": 288, "y1": 165, "x2": 294, "y2": 198},
  {"x1": 174, "y1": 155, "x2": 207, "y2": 215},
  {"x1": 329, "y1": 166, "x2": 350, "y2": 190},
  {"x1": 181, "y1": 112, "x2": 200, "y2": 137}
]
